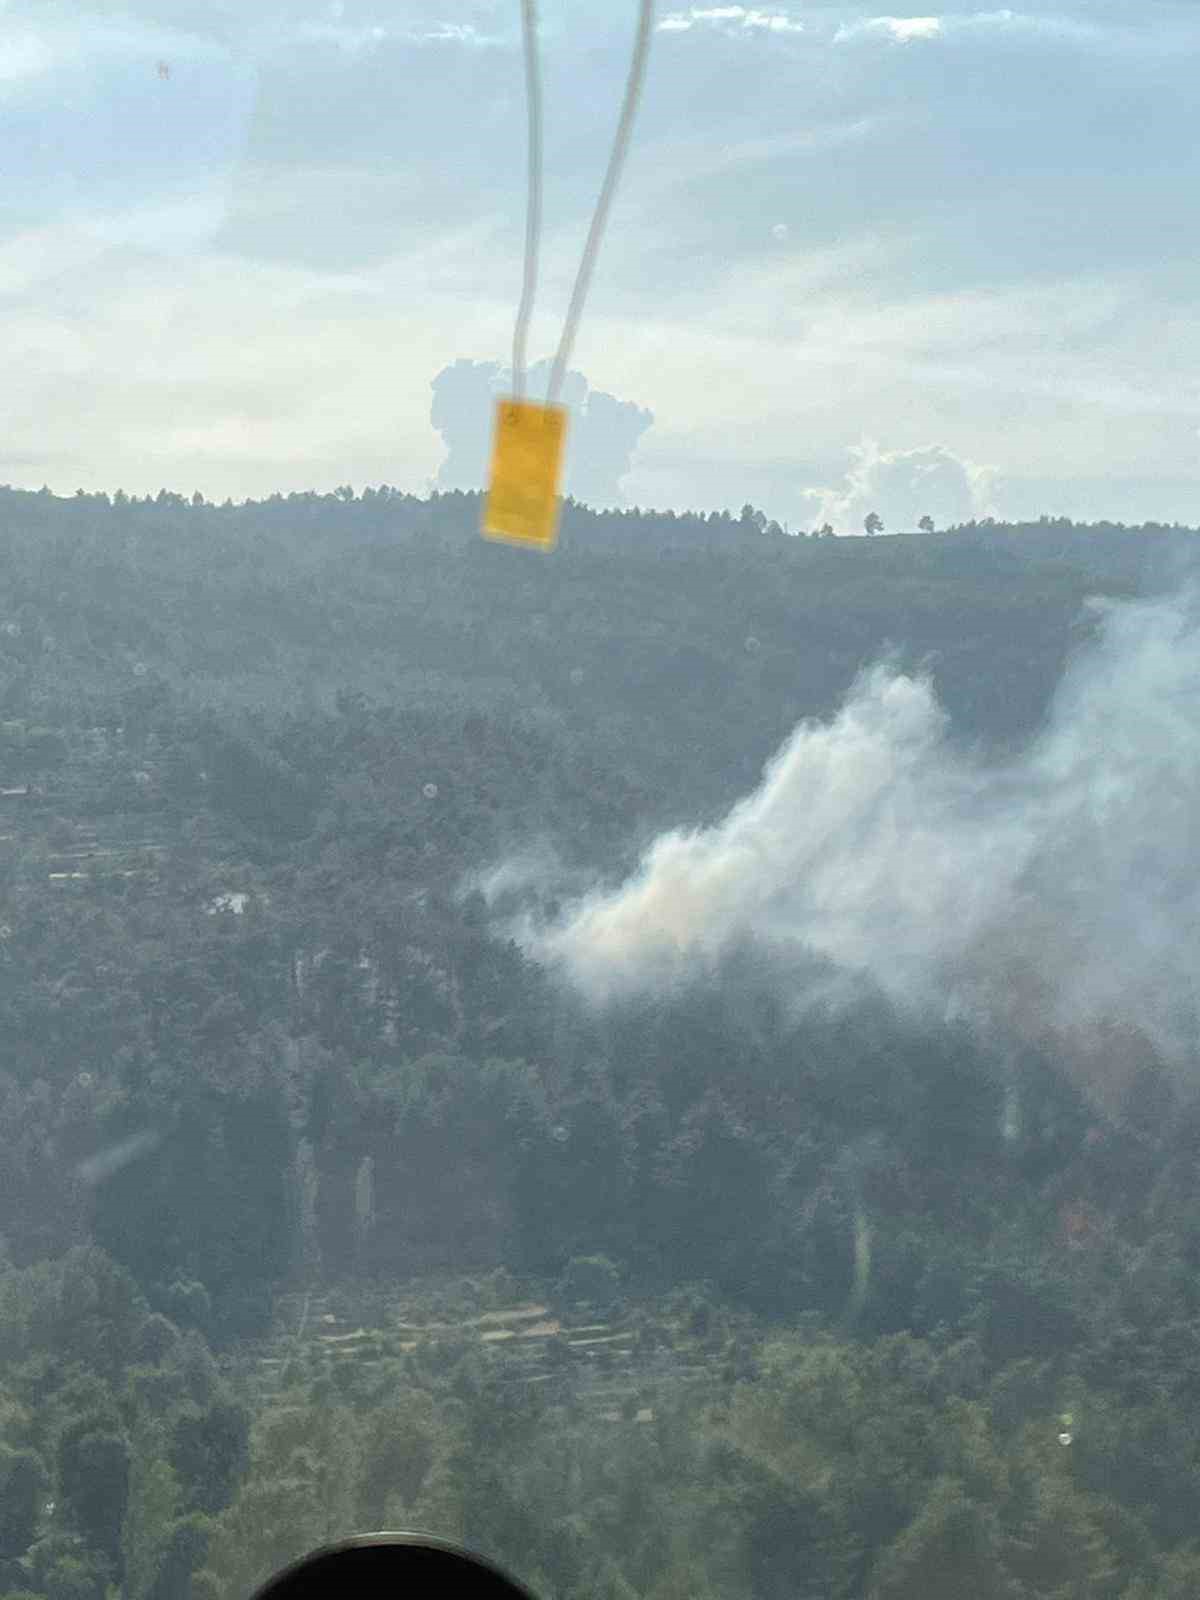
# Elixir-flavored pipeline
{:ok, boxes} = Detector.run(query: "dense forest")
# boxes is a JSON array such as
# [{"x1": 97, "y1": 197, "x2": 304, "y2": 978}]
[{"x1": 1, "y1": 484, "x2": 1200, "y2": 1600}]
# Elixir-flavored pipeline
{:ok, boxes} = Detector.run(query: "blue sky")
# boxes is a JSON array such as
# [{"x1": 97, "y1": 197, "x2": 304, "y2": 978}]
[{"x1": 2, "y1": 0, "x2": 1199, "y2": 529}]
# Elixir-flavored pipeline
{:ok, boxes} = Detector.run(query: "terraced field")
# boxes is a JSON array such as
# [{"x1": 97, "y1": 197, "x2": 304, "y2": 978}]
[{"x1": 237, "y1": 1279, "x2": 749, "y2": 1425}]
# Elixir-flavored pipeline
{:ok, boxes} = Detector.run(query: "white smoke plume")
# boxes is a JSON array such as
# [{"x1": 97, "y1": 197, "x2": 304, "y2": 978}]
[
  {"x1": 467, "y1": 842, "x2": 595, "y2": 911},
  {"x1": 522, "y1": 591, "x2": 1200, "y2": 1110},
  {"x1": 76, "y1": 1129, "x2": 160, "y2": 1187}
]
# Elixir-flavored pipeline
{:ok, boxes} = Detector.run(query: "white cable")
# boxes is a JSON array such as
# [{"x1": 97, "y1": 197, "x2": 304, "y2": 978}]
[
  {"x1": 513, "y1": 0, "x2": 655, "y2": 409},
  {"x1": 512, "y1": 0, "x2": 543, "y2": 403}
]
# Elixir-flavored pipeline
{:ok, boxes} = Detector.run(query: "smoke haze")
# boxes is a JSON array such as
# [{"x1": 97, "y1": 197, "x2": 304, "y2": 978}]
[{"x1": 516, "y1": 591, "x2": 1200, "y2": 1110}]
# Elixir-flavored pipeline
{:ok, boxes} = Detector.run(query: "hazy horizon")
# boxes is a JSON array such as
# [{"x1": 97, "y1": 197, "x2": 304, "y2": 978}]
[{"x1": 5, "y1": 1, "x2": 1200, "y2": 529}]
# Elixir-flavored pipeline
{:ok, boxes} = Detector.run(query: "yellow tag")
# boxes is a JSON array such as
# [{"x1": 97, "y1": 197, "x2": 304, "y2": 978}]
[{"x1": 482, "y1": 398, "x2": 569, "y2": 551}]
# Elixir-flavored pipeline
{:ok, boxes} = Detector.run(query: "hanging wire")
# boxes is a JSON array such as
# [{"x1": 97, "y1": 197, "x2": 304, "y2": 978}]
[
  {"x1": 511, "y1": 0, "x2": 543, "y2": 403},
  {"x1": 546, "y1": 0, "x2": 655, "y2": 407},
  {"x1": 512, "y1": 0, "x2": 655, "y2": 409}
]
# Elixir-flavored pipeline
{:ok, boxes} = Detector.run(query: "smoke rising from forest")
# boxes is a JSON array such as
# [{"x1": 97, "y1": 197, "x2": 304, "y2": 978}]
[{"x1": 515, "y1": 591, "x2": 1200, "y2": 1110}]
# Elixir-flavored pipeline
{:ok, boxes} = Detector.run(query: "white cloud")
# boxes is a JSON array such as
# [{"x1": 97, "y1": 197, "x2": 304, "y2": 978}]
[
  {"x1": 83, "y1": 190, "x2": 233, "y2": 256},
  {"x1": 8, "y1": 0, "x2": 1200, "y2": 526},
  {"x1": 808, "y1": 440, "x2": 994, "y2": 533},
  {"x1": 635, "y1": 117, "x2": 888, "y2": 206},
  {"x1": 420, "y1": 24, "x2": 483, "y2": 43},
  {"x1": 431, "y1": 356, "x2": 654, "y2": 506},
  {"x1": 741, "y1": 9, "x2": 804, "y2": 31},
  {"x1": 835, "y1": 15, "x2": 943, "y2": 44},
  {"x1": 294, "y1": 18, "x2": 483, "y2": 52},
  {"x1": 830, "y1": 10, "x2": 1192, "y2": 53},
  {"x1": 0, "y1": 27, "x2": 57, "y2": 81},
  {"x1": 657, "y1": 6, "x2": 803, "y2": 35},
  {"x1": 0, "y1": 204, "x2": 511, "y2": 498},
  {"x1": 297, "y1": 20, "x2": 386, "y2": 52},
  {"x1": 0, "y1": 10, "x2": 237, "y2": 90},
  {"x1": 885, "y1": 15, "x2": 942, "y2": 40}
]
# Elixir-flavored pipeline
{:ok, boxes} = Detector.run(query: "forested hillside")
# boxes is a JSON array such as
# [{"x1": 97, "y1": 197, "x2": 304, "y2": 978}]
[{"x1": 1, "y1": 486, "x2": 1199, "y2": 1600}]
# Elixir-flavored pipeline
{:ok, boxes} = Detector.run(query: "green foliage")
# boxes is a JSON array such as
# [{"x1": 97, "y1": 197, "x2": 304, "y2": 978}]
[
  {"x1": 0, "y1": 1449, "x2": 46, "y2": 1560},
  {"x1": 168, "y1": 1404, "x2": 249, "y2": 1518},
  {"x1": 159, "y1": 1288, "x2": 211, "y2": 1343},
  {"x1": 1141, "y1": 1545, "x2": 1200, "y2": 1599},
  {"x1": 121, "y1": 1454, "x2": 180, "y2": 1600},
  {"x1": 145, "y1": 1516, "x2": 211, "y2": 1600},
  {"x1": 134, "y1": 1318, "x2": 181, "y2": 1369},
  {"x1": 55, "y1": 1425, "x2": 129, "y2": 1567},
  {"x1": 355, "y1": 1397, "x2": 437, "y2": 1527},
  {"x1": 0, "y1": 491, "x2": 1196, "y2": 1600},
  {"x1": 27, "y1": 1532, "x2": 111, "y2": 1600},
  {"x1": 868, "y1": 1478, "x2": 1020, "y2": 1600},
  {"x1": 556, "y1": 1257, "x2": 623, "y2": 1317}
]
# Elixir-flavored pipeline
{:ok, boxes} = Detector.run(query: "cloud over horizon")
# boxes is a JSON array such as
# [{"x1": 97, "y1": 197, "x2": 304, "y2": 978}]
[
  {"x1": 4, "y1": 0, "x2": 1200, "y2": 521},
  {"x1": 431, "y1": 358, "x2": 655, "y2": 508},
  {"x1": 835, "y1": 15, "x2": 943, "y2": 43},
  {"x1": 803, "y1": 440, "x2": 995, "y2": 533},
  {"x1": 658, "y1": 6, "x2": 804, "y2": 35}
]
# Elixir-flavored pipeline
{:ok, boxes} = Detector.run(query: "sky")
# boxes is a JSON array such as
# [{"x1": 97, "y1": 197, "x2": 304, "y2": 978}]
[{"x1": 3, "y1": 0, "x2": 1200, "y2": 529}]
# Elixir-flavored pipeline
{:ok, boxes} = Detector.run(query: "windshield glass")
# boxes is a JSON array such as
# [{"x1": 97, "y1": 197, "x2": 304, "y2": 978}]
[{"x1": 3, "y1": 5, "x2": 1200, "y2": 1600}]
